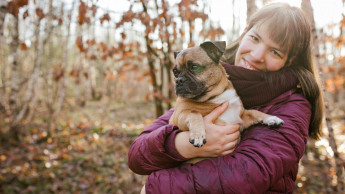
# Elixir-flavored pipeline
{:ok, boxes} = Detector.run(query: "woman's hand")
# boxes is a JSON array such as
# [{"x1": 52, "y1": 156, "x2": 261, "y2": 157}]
[{"x1": 175, "y1": 102, "x2": 240, "y2": 159}]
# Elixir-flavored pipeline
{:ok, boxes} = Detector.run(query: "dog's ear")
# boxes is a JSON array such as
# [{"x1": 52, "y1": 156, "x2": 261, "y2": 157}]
[
  {"x1": 199, "y1": 41, "x2": 226, "y2": 64},
  {"x1": 174, "y1": 51, "x2": 180, "y2": 59}
]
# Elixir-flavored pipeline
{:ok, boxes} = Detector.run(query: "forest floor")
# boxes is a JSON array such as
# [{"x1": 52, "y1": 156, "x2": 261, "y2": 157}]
[
  {"x1": 0, "y1": 100, "x2": 344, "y2": 193},
  {"x1": 0, "y1": 100, "x2": 155, "y2": 193}
]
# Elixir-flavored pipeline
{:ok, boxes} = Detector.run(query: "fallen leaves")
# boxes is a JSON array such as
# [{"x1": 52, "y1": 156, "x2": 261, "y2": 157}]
[
  {"x1": 0, "y1": 101, "x2": 153, "y2": 193},
  {"x1": 0, "y1": 125, "x2": 146, "y2": 193}
]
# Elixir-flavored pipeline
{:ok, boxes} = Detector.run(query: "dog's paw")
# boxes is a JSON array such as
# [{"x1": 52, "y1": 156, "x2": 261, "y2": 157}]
[
  {"x1": 189, "y1": 132, "x2": 206, "y2": 147},
  {"x1": 263, "y1": 116, "x2": 284, "y2": 128}
]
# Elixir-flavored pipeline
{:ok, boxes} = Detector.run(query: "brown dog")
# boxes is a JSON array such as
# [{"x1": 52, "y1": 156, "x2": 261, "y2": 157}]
[{"x1": 169, "y1": 41, "x2": 284, "y2": 150}]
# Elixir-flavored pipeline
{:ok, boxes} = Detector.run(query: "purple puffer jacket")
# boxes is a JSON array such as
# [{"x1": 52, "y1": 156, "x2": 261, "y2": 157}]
[{"x1": 128, "y1": 89, "x2": 311, "y2": 193}]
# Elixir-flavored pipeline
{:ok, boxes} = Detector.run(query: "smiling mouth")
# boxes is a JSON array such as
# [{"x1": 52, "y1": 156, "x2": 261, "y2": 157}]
[{"x1": 242, "y1": 59, "x2": 258, "y2": 71}]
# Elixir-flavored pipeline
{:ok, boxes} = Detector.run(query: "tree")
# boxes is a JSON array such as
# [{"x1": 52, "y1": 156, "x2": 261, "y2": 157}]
[
  {"x1": 301, "y1": 0, "x2": 344, "y2": 192},
  {"x1": 54, "y1": 0, "x2": 76, "y2": 118},
  {"x1": 246, "y1": 0, "x2": 257, "y2": 23},
  {"x1": 4, "y1": 0, "x2": 29, "y2": 143},
  {"x1": 0, "y1": 0, "x2": 226, "y2": 143},
  {"x1": 14, "y1": 0, "x2": 55, "y2": 127},
  {"x1": 117, "y1": 0, "x2": 224, "y2": 117},
  {"x1": 0, "y1": 1, "x2": 6, "y2": 43},
  {"x1": 0, "y1": 0, "x2": 7, "y2": 113}
]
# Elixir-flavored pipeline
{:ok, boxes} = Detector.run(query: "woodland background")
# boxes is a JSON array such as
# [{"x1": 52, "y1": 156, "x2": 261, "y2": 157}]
[{"x1": 0, "y1": 0, "x2": 344, "y2": 193}]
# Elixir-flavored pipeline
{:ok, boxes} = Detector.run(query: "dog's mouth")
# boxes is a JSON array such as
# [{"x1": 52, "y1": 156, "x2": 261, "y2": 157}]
[{"x1": 175, "y1": 81, "x2": 207, "y2": 100}]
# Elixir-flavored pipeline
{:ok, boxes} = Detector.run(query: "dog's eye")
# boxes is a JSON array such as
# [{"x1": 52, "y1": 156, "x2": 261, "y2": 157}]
[
  {"x1": 173, "y1": 68, "x2": 180, "y2": 78},
  {"x1": 191, "y1": 64, "x2": 205, "y2": 74}
]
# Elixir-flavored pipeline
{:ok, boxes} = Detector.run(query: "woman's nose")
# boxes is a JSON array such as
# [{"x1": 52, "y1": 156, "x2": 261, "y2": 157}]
[{"x1": 251, "y1": 45, "x2": 265, "y2": 62}]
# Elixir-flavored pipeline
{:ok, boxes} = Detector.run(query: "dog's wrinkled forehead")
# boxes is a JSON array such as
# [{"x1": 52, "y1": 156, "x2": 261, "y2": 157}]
[
  {"x1": 175, "y1": 47, "x2": 212, "y2": 68},
  {"x1": 174, "y1": 41, "x2": 226, "y2": 69}
]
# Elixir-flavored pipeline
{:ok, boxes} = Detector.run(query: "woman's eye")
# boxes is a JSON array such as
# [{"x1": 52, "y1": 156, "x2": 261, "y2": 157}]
[
  {"x1": 250, "y1": 35, "x2": 259, "y2": 41},
  {"x1": 271, "y1": 50, "x2": 282, "y2": 58}
]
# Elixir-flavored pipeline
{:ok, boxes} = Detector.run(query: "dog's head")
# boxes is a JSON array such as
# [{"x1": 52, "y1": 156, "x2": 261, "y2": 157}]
[{"x1": 173, "y1": 41, "x2": 226, "y2": 101}]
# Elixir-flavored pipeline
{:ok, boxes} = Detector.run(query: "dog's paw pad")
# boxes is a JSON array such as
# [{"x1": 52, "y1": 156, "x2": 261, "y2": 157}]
[
  {"x1": 189, "y1": 133, "x2": 206, "y2": 147},
  {"x1": 189, "y1": 139, "x2": 195, "y2": 145},
  {"x1": 263, "y1": 116, "x2": 284, "y2": 128}
]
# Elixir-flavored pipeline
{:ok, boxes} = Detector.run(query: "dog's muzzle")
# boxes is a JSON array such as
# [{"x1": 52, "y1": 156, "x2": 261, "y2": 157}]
[
  {"x1": 176, "y1": 77, "x2": 186, "y2": 87},
  {"x1": 175, "y1": 76, "x2": 206, "y2": 99}
]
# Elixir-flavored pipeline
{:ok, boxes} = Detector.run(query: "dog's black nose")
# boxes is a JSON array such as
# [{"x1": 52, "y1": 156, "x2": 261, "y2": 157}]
[{"x1": 176, "y1": 77, "x2": 186, "y2": 86}]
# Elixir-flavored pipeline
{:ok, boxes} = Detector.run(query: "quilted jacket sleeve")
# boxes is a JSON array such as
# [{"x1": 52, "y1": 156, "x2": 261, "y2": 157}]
[
  {"x1": 128, "y1": 109, "x2": 187, "y2": 175},
  {"x1": 145, "y1": 93, "x2": 311, "y2": 194}
]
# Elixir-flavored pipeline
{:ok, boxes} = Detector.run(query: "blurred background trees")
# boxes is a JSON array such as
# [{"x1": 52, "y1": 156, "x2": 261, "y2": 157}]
[{"x1": 0, "y1": 0, "x2": 344, "y2": 193}]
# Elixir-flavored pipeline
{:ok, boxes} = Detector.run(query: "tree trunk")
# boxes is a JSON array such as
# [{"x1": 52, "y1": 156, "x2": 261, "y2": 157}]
[
  {"x1": 154, "y1": 0, "x2": 173, "y2": 110},
  {"x1": 163, "y1": 26, "x2": 173, "y2": 110},
  {"x1": 6, "y1": 13, "x2": 20, "y2": 143},
  {"x1": 163, "y1": 51, "x2": 173, "y2": 110},
  {"x1": 54, "y1": 0, "x2": 75, "y2": 116},
  {"x1": 188, "y1": 19, "x2": 194, "y2": 47},
  {"x1": 14, "y1": 19, "x2": 41, "y2": 125},
  {"x1": 141, "y1": 1, "x2": 163, "y2": 117},
  {"x1": 246, "y1": 0, "x2": 257, "y2": 23},
  {"x1": 9, "y1": 15, "x2": 19, "y2": 113},
  {"x1": 0, "y1": 1, "x2": 6, "y2": 44},
  {"x1": 231, "y1": 0, "x2": 236, "y2": 39},
  {"x1": 15, "y1": 0, "x2": 54, "y2": 125},
  {"x1": 146, "y1": 43, "x2": 163, "y2": 117},
  {"x1": 301, "y1": 0, "x2": 344, "y2": 192},
  {"x1": 0, "y1": 2, "x2": 7, "y2": 114}
]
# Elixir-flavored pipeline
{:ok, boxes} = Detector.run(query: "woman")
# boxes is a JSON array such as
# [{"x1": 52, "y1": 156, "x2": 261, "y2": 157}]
[{"x1": 128, "y1": 3, "x2": 324, "y2": 193}]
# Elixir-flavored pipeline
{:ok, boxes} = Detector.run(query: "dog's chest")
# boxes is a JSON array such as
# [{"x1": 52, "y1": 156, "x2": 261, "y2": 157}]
[{"x1": 210, "y1": 89, "x2": 243, "y2": 124}]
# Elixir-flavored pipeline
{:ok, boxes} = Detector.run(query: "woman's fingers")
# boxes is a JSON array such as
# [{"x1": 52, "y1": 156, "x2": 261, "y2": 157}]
[
  {"x1": 217, "y1": 137, "x2": 239, "y2": 156},
  {"x1": 200, "y1": 103, "x2": 241, "y2": 157},
  {"x1": 221, "y1": 148, "x2": 236, "y2": 156},
  {"x1": 222, "y1": 124, "x2": 240, "y2": 135},
  {"x1": 204, "y1": 102, "x2": 229, "y2": 123},
  {"x1": 218, "y1": 125, "x2": 240, "y2": 155},
  {"x1": 230, "y1": 125, "x2": 240, "y2": 136}
]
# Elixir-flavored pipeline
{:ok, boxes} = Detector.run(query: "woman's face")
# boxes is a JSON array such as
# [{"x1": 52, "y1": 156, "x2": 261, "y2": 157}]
[{"x1": 234, "y1": 25, "x2": 289, "y2": 72}]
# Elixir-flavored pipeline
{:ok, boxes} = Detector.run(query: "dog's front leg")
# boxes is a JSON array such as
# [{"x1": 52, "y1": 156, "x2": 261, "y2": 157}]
[
  {"x1": 178, "y1": 111, "x2": 206, "y2": 147},
  {"x1": 140, "y1": 185, "x2": 145, "y2": 194},
  {"x1": 241, "y1": 109, "x2": 284, "y2": 130}
]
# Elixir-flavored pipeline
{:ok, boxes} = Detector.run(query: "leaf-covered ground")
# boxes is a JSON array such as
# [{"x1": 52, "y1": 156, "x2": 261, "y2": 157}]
[
  {"x1": 1, "y1": 100, "x2": 344, "y2": 193},
  {"x1": 0, "y1": 100, "x2": 154, "y2": 193}
]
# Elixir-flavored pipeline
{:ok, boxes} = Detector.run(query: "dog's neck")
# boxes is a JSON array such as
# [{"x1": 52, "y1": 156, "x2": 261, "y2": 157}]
[{"x1": 210, "y1": 88, "x2": 243, "y2": 124}]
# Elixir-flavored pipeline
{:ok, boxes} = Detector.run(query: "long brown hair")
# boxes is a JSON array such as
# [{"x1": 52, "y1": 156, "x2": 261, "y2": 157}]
[{"x1": 221, "y1": 3, "x2": 324, "y2": 139}]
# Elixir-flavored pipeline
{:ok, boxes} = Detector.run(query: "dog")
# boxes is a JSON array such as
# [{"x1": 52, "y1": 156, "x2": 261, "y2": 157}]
[{"x1": 169, "y1": 41, "x2": 284, "y2": 155}]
